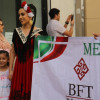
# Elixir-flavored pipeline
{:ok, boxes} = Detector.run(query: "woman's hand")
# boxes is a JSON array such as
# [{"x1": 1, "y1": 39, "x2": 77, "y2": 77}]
[
  {"x1": 34, "y1": 33, "x2": 40, "y2": 37},
  {"x1": 93, "y1": 33, "x2": 100, "y2": 39},
  {"x1": 8, "y1": 70, "x2": 13, "y2": 80}
]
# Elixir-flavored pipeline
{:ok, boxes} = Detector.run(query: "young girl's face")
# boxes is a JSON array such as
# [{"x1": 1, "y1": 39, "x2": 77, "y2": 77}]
[{"x1": 0, "y1": 53, "x2": 8, "y2": 67}]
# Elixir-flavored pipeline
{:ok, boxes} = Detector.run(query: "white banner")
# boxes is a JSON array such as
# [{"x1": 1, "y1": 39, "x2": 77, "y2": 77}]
[{"x1": 31, "y1": 37, "x2": 100, "y2": 100}]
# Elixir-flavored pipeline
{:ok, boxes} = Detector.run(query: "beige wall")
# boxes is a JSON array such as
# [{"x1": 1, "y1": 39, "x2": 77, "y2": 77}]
[
  {"x1": 50, "y1": 0, "x2": 75, "y2": 36},
  {"x1": 85, "y1": 0, "x2": 100, "y2": 36}
]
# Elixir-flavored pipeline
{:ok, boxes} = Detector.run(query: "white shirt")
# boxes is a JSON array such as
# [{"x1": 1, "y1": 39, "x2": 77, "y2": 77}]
[{"x1": 46, "y1": 20, "x2": 66, "y2": 37}]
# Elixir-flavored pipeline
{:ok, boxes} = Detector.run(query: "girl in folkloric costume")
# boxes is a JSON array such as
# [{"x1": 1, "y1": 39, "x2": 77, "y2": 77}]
[
  {"x1": 9, "y1": 1, "x2": 43, "y2": 100},
  {"x1": 0, "y1": 50, "x2": 10, "y2": 100}
]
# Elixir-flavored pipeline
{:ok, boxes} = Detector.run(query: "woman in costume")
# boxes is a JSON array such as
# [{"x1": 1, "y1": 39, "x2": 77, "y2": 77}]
[{"x1": 9, "y1": 1, "x2": 43, "y2": 100}]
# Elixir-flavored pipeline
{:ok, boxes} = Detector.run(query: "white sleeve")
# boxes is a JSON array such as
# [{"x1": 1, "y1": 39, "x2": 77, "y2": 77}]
[{"x1": 54, "y1": 22, "x2": 66, "y2": 34}]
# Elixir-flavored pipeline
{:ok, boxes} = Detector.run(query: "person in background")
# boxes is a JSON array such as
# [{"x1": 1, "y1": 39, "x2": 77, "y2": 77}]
[
  {"x1": 0, "y1": 19, "x2": 11, "y2": 52},
  {"x1": 0, "y1": 50, "x2": 11, "y2": 100},
  {"x1": 9, "y1": 1, "x2": 43, "y2": 100},
  {"x1": 46, "y1": 8, "x2": 74, "y2": 37}
]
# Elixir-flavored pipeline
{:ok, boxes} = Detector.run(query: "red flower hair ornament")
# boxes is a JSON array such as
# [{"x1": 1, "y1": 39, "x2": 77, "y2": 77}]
[{"x1": 21, "y1": 1, "x2": 34, "y2": 17}]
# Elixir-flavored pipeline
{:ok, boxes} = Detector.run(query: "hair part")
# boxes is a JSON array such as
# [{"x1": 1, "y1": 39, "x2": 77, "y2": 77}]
[{"x1": 49, "y1": 8, "x2": 60, "y2": 19}]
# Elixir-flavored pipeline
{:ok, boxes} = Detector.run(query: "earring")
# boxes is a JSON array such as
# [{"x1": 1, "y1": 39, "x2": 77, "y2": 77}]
[{"x1": 29, "y1": 20, "x2": 33, "y2": 25}]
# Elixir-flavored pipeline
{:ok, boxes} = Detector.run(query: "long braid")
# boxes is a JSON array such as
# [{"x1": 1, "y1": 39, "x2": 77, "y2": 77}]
[
  {"x1": 26, "y1": 4, "x2": 37, "y2": 58},
  {"x1": 27, "y1": 4, "x2": 36, "y2": 40}
]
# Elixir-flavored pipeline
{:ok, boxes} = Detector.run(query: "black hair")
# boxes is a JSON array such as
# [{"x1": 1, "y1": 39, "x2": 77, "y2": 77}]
[
  {"x1": 27, "y1": 4, "x2": 37, "y2": 58},
  {"x1": 0, "y1": 19, "x2": 2, "y2": 21},
  {"x1": 0, "y1": 50, "x2": 9, "y2": 66},
  {"x1": 49, "y1": 8, "x2": 60, "y2": 19},
  {"x1": 28, "y1": 4, "x2": 36, "y2": 19},
  {"x1": 27, "y1": 4, "x2": 36, "y2": 39},
  {"x1": 0, "y1": 19, "x2": 3, "y2": 23}
]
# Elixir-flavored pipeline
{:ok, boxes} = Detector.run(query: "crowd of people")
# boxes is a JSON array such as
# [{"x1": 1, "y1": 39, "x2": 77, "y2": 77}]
[{"x1": 0, "y1": 1, "x2": 99, "y2": 100}]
